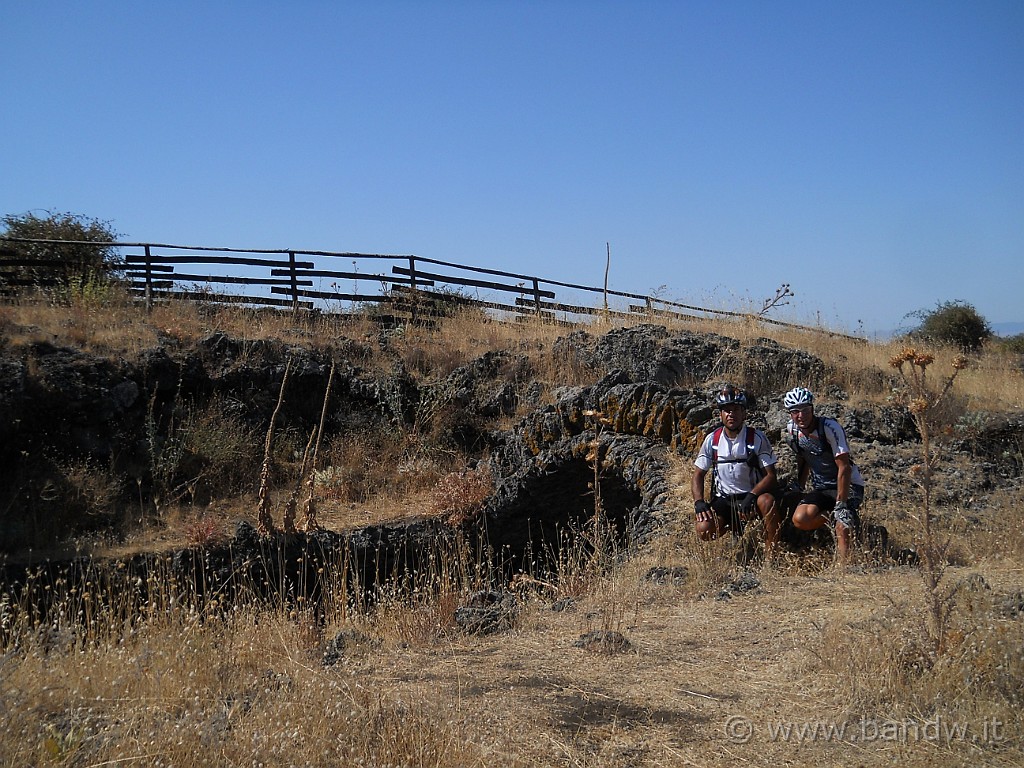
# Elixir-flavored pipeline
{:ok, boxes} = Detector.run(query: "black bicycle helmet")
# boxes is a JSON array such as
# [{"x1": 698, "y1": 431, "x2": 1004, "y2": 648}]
[{"x1": 715, "y1": 385, "x2": 748, "y2": 408}]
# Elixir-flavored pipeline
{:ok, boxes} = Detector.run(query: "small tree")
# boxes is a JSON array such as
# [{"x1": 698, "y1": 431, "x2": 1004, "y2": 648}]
[
  {"x1": 0, "y1": 210, "x2": 123, "y2": 288},
  {"x1": 906, "y1": 300, "x2": 992, "y2": 352}
]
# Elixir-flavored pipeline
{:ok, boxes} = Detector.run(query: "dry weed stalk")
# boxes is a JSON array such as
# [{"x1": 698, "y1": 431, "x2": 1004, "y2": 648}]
[
  {"x1": 255, "y1": 358, "x2": 292, "y2": 535},
  {"x1": 301, "y1": 360, "x2": 336, "y2": 531},
  {"x1": 282, "y1": 361, "x2": 336, "y2": 533},
  {"x1": 582, "y1": 409, "x2": 618, "y2": 575},
  {"x1": 759, "y1": 282, "x2": 794, "y2": 316},
  {"x1": 282, "y1": 426, "x2": 317, "y2": 534},
  {"x1": 889, "y1": 346, "x2": 969, "y2": 656}
]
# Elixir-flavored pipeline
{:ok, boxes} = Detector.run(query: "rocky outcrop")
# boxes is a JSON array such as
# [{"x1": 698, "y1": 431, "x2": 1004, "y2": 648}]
[
  {"x1": 1, "y1": 322, "x2": 1021, "y2": 567},
  {"x1": 482, "y1": 372, "x2": 711, "y2": 559},
  {"x1": 551, "y1": 326, "x2": 839, "y2": 397},
  {"x1": 552, "y1": 325, "x2": 740, "y2": 386},
  {"x1": 3, "y1": 322, "x2": 1024, "y2": 629}
]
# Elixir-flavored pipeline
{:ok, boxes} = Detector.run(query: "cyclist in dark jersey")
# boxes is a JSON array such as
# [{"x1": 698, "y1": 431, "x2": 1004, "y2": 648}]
[{"x1": 783, "y1": 387, "x2": 865, "y2": 561}]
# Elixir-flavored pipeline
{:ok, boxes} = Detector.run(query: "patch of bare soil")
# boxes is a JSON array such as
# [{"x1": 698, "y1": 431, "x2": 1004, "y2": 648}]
[
  {"x1": 338, "y1": 557, "x2": 1020, "y2": 767},
  {"x1": 315, "y1": 453, "x2": 1022, "y2": 767}
]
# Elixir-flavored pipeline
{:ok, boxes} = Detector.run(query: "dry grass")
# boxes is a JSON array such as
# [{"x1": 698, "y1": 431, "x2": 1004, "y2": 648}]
[
  {"x1": 2, "y1": 297, "x2": 1023, "y2": 766},
  {"x1": 4, "y1": 515, "x2": 1020, "y2": 767}
]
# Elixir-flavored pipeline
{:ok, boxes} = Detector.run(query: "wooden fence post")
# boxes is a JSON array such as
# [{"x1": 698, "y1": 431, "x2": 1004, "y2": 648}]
[
  {"x1": 532, "y1": 278, "x2": 542, "y2": 314},
  {"x1": 288, "y1": 251, "x2": 298, "y2": 314},
  {"x1": 408, "y1": 255, "x2": 418, "y2": 323}
]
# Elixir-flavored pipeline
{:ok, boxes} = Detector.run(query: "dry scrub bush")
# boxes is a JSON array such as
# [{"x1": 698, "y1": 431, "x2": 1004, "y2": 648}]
[
  {"x1": 183, "y1": 397, "x2": 263, "y2": 496},
  {"x1": 814, "y1": 583, "x2": 1024, "y2": 734},
  {"x1": 321, "y1": 425, "x2": 458, "y2": 506},
  {"x1": 149, "y1": 300, "x2": 379, "y2": 349},
  {"x1": 364, "y1": 535, "x2": 497, "y2": 649},
  {"x1": 0, "y1": 289, "x2": 160, "y2": 355},
  {"x1": 962, "y1": 490, "x2": 1024, "y2": 564},
  {"x1": 428, "y1": 465, "x2": 494, "y2": 526},
  {"x1": 0, "y1": 457, "x2": 127, "y2": 552},
  {"x1": 146, "y1": 394, "x2": 263, "y2": 510}
]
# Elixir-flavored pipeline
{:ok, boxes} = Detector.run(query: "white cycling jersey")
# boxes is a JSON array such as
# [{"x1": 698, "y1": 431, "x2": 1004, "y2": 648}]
[{"x1": 694, "y1": 426, "x2": 777, "y2": 496}]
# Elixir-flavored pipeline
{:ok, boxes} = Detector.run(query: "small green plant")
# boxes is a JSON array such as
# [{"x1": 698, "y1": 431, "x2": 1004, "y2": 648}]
[{"x1": 42, "y1": 723, "x2": 83, "y2": 763}]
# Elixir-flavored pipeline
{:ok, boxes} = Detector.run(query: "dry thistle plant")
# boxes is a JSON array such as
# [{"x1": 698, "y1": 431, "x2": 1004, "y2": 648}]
[
  {"x1": 889, "y1": 346, "x2": 969, "y2": 657},
  {"x1": 759, "y1": 282, "x2": 795, "y2": 316},
  {"x1": 427, "y1": 464, "x2": 494, "y2": 527},
  {"x1": 255, "y1": 358, "x2": 291, "y2": 535},
  {"x1": 281, "y1": 361, "x2": 336, "y2": 533},
  {"x1": 183, "y1": 514, "x2": 222, "y2": 547},
  {"x1": 582, "y1": 409, "x2": 619, "y2": 576}
]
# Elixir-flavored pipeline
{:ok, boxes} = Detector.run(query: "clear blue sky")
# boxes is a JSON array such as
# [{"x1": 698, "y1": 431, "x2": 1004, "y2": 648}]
[{"x1": 4, "y1": 1, "x2": 1022, "y2": 335}]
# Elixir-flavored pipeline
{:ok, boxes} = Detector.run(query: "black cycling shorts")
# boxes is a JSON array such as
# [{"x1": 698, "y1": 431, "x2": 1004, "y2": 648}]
[
  {"x1": 709, "y1": 494, "x2": 749, "y2": 520},
  {"x1": 799, "y1": 485, "x2": 864, "y2": 512},
  {"x1": 709, "y1": 490, "x2": 778, "y2": 521}
]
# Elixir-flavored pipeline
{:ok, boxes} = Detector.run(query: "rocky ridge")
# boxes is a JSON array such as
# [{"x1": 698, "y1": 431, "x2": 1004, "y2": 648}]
[{"x1": 1, "y1": 323, "x2": 1021, "y2": 613}]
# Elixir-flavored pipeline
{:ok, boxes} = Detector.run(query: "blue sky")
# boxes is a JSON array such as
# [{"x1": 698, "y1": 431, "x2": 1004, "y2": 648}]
[{"x1": 3, "y1": 1, "x2": 1022, "y2": 335}]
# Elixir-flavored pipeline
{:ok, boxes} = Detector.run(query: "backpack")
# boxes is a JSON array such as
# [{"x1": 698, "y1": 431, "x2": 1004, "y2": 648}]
[
  {"x1": 710, "y1": 425, "x2": 763, "y2": 492},
  {"x1": 786, "y1": 416, "x2": 860, "y2": 481},
  {"x1": 786, "y1": 417, "x2": 827, "y2": 455}
]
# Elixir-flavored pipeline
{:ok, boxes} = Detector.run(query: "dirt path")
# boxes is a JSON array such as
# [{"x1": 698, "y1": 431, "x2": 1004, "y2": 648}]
[{"x1": 345, "y1": 555, "x2": 1019, "y2": 767}]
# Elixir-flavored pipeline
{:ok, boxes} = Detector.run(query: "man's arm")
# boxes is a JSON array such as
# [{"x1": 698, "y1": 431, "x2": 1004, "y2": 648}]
[
  {"x1": 752, "y1": 464, "x2": 777, "y2": 497},
  {"x1": 835, "y1": 453, "x2": 852, "y2": 502},
  {"x1": 691, "y1": 467, "x2": 708, "y2": 505}
]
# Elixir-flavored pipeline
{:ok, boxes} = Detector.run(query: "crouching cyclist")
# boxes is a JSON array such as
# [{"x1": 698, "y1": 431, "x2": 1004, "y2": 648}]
[
  {"x1": 783, "y1": 387, "x2": 865, "y2": 562},
  {"x1": 691, "y1": 386, "x2": 781, "y2": 559}
]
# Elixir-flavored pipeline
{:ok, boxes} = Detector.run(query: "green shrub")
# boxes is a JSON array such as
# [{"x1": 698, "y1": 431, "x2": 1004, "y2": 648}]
[
  {"x1": 0, "y1": 210, "x2": 123, "y2": 290},
  {"x1": 906, "y1": 300, "x2": 992, "y2": 352},
  {"x1": 146, "y1": 395, "x2": 262, "y2": 506}
]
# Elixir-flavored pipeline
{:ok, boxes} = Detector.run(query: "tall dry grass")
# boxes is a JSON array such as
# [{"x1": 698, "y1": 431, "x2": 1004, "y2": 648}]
[{"x1": 2, "y1": 295, "x2": 1023, "y2": 765}]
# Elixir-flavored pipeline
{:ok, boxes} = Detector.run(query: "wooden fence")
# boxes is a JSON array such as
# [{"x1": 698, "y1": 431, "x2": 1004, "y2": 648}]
[{"x1": 0, "y1": 238, "x2": 863, "y2": 339}]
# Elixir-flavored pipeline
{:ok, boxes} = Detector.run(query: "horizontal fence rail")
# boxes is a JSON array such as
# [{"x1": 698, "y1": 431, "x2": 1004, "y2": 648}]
[{"x1": 0, "y1": 236, "x2": 864, "y2": 340}]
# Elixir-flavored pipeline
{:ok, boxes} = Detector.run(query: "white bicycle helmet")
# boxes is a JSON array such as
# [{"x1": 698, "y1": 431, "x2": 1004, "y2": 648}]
[{"x1": 783, "y1": 387, "x2": 814, "y2": 409}]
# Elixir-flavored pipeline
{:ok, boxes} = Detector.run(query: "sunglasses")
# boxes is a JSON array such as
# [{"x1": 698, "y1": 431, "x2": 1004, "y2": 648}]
[{"x1": 788, "y1": 405, "x2": 813, "y2": 415}]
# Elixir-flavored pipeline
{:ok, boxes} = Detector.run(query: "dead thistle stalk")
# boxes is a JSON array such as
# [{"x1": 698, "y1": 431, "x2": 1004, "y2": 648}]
[
  {"x1": 583, "y1": 409, "x2": 615, "y2": 573},
  {"x1": 889, "y1": 347, "x2": 969, "y2": 656},
  {"x1": 302, "y1": 360, "x2": 336, "y2": 531},
  {"x1": 256, "y1": 358, "x2": 292, "y2": 535}
]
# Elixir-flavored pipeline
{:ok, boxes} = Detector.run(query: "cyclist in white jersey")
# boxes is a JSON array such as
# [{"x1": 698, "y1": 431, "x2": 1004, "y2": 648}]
[{"x1": 692, "y1": 386, "x2": 781, "y2": 558}]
